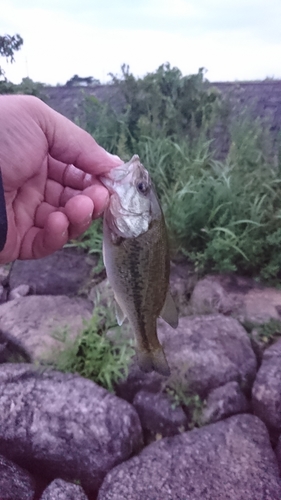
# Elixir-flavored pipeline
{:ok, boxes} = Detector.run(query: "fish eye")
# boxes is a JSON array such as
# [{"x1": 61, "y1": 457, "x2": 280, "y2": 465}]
[{"x1": 137, "y1": 181, "x2": 149, "y2": 195}]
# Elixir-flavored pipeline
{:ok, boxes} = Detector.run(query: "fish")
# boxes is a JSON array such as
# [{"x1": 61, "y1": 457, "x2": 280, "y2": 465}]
[{"x1": 100, "y1": 154, "x2": 178, "y2": 376}]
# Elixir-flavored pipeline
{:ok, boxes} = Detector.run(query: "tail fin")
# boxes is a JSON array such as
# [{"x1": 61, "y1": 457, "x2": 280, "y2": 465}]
[{"x1": 137, "y1": 347, "x2": 171, "y2": 377}]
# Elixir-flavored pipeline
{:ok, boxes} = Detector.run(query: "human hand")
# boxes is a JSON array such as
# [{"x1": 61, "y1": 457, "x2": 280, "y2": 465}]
[{"x1": 0, "y1": 95, "x2": 123, "y2": 263}]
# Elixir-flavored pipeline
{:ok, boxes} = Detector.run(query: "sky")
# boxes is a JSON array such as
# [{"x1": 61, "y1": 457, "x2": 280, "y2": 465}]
[{"x1": 1, "y1": 0, "x2": 281, "y2": 85}]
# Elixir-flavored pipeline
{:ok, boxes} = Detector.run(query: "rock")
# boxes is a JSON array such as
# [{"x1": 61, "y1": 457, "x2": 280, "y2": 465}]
[
  {"x1": 0, "y1": 263, "x2": 11, "y2": 284},
  {"x1": 159, "y1": 314, "x2": 257, "y2": 397},
  {"x1": 133, "y1": 390, "x2": 188, "y2": 438},
  {"x1": 88, "y1": 277, "x2": 114, "y2": 307},
  {"x1": 0, "y1": 295, "x2": 93, "y2": 362},
  {"x1": 9, "y1": 248, "x2": 97, "y2": 296},
  {"x1": 9, "y1": 284, "x2": 30, "y2": 300},
  {"x1": 190, "y1": 273, "x2": 281, "y2": 323},
  {"x1": 252, "y1": 339, "x2": 281, "y2": 433},
  {"x1": 41, "y1": 478, "x2": 88, "y2": 500},
  {"x1": 98, "y1": 414, "x2": 281, "y2": 500},
  {"x1": 0, "y1": 364, "x2": 143, "y2": 495},
  {"x1": 169, "y1": 261, "x2": 198, "y2": 316},
  {"x1": 116, "y1": 363, "x2": 163, "y2": 403},
  {"x1": 201, "y1": 381, "x2": 250, "y2": 425},
  {"x1": 0, "y1": 453, "x2": 36, "y2": 500},
  {"x1": 0, "y1": 328, "x2": 31, "y2": 363},
  {"x1": 275, "y1": 438, "x2": 281, "y2": 475}
]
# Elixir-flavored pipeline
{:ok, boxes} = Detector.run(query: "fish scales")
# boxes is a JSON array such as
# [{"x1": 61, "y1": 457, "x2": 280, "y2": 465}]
[{"x1": 105, "y1": 218, "x2": 169, "y2": 353}]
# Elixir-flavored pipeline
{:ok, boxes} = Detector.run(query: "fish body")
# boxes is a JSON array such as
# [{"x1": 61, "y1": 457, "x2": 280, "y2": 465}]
[{"x1": 100, "y1": 155, "x2": 178, "y2": 376}]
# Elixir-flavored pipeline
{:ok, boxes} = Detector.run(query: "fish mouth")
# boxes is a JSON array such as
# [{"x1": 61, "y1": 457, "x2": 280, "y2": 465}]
[
  {"x1": 99, "y1": 165, "x2": 133, "y2": 194},
  {"x1": 99, "y1": 175, "x2": 114, "y2": 192}
]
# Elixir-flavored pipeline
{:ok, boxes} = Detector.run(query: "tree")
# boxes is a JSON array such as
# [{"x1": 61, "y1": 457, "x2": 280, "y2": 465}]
[{"x1": 0, "y1": 34, "x2": 23, "y2": 78}]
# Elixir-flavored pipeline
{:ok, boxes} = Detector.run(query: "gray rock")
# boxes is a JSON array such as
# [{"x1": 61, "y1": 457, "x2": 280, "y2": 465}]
[
  {"x1": 116, "y1": 363, "x2": 163, "y2": 403},
  {"x1": 275, "y1": 438, "x2": 281, "y2": 475},
  {"x1": 0, "y1": 328, "x2": 31, "y2": 364},
  {"x1": 252, "y1": 339, "x2": 281, "y2": 433},
  {"x1": 190, "y1": 274, "x2": 281, "y2": 323},
  {"x1": 201, "y1": 381, "x2": 250, "y2": 425},
  {"x1": 0, "y1": 364, "x2": 143, "y2": 495},
  {"x1": 133, "y1": 390, "x2": 188, "y2": 438},
  {"x1": 8, "y1": 284, "x2": 30, "y2": 300},
  {"x1": 160, "y1": 314, "x2": 257, "y2": 397},
  {"x1": 0, "y1": 295, "x2": 93, "y2": 362},
  {"x1": 41, "y1": 478, "x2": 88, "y2": 500},
  {"x1": 98, "y1": 414, "x2": 281, "y2": 500},
  {"x1": 0, "y1": 453, "x2": 36, "y2": 500},
  {"x1": 169, "y1": 261, "x2": 197, "y2": 316},
  {"x1": 9, "y1": 248, "x2": 97, "y2": 296}
]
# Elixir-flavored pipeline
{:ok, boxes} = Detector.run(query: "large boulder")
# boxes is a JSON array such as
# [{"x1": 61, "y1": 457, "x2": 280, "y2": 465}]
[
  {"x1": 0, "y1": 364, "x2": 142, "y2": 495},
  {"x1": 117, "y1": 315, "x2": 257, "y2": 402},
  {"x1": 98, "y1": 414, "x2": 281, "y2": 500},
  {"x1": 161, "y1": 314, "x2": 257, "y2": 397},
  {"x1": 0, "y1": 295, "x2": 93, "y2": 362},
  {"x1": 133, "y1": 390, "x2": 188, "y2": 439},
  {"x1": 9, "y1": 248, "x2": 98, "y2": 297},
  {"x1": 169, "y1": 261, "x2": 197, "y2": 316},
  {"x1": 40, "y1": 478, "x2": 88, "y2": 500},
  {"x1": 252, "y1": 339, "x2": 281, "y2": 433},
  {"x1": 190, "y1": 274, "x2": 281, "y2": 323},
  {"x1": 0, "y1": 453, "x2": 36, "y2": 500},
  {"x1": 200, "y1": 381, "x2": 250, "y2": 425}
]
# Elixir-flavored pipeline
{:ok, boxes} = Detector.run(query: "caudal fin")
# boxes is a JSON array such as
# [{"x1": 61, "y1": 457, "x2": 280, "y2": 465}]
[{"x1": 137, "y1": 347, "x2": 171, "y2": 377}]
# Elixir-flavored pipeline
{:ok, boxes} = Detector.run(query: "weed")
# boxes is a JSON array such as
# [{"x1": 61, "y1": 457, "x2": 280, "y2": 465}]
[
  {"x1": 53, "y1": 302, "x2": 134, "y2": 393},
  {"x1": 162, "y1": 370, "x2": 204, "y2": 429},
  {"x1": 243, "y1": 318, "x2": 281, "y2": 345}
]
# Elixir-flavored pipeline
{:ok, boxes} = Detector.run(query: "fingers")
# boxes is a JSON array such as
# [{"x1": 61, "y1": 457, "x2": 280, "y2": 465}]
[
  {"x1": 64, "y1": 195, "x2": 94, "y2": 240},
  {"x1": 20, "y1": 211, "x2": 69, "y2": 260},
  {"x1": 48, "y1": 157, "x2": 94, "y2": 190},
  {"x1": 35, "y1": 98, "x2": 123, "y2": 175},
  {"x1": 16, "y1": 193, "x2": 100, "y2": 260},
  {"x1": 43, "y1": 178, "x2": 109, "y2": 220}
]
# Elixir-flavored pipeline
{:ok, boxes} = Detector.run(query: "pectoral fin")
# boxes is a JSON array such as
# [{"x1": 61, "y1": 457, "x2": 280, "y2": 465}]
[
  {"x1": 160, "y1": 291, "x2": 178, "y2": 329},
  {"x1": 114, "y1": 299, "x2": 126, "y2": 326}
]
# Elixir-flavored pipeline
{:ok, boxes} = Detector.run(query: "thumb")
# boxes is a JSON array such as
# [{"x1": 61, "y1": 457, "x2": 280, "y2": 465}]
[{"x1": 37, "y1": 98, "x2": 123, "y2": 175}]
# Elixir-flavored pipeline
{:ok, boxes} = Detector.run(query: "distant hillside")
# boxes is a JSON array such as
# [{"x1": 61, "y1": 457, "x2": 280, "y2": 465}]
[
  {"x1": 44, "y1": 80, "x2": 281, "y2": 133},
  {"x1": 43, "y1": 84, "x2": 125, "y2": 125}
]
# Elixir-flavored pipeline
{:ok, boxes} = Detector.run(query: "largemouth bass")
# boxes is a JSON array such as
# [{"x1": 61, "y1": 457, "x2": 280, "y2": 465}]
[{"x1": 100, "y1": 155, "x2": 178, "y2": 376}]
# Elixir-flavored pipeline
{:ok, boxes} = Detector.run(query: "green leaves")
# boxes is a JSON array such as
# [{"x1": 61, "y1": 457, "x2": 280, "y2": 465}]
[{"x1": 54, "y1": 303, "x2": 134, "y2": 393}]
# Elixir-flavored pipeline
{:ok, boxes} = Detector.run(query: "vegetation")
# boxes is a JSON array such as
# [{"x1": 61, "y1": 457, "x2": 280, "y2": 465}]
[
  {"x1": 243, "y1": 318, "x2": 281, "y2": 345},
  {"x1": 162, "y1": 370, "x2": 204, "y2": 429},
  {"x1": 75, "y1": 64, "x2": 281, "y2": 283},
  {"x1": 53, "y1": 301, "x2": 134, "y2": 392},
  {"x1": 0, "y1": 33, "x2": 23, "y2": 78}
]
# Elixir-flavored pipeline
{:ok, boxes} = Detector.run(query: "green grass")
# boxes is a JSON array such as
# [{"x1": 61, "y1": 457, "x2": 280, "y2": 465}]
[{"x1": 53, "y1": 302, "x2": 134, "y2": 392}]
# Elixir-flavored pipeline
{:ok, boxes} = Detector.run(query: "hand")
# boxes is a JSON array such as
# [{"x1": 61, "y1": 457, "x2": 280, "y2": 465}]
[{"x1": 0, "y1": 95, "x2": 123, "y2": 263}]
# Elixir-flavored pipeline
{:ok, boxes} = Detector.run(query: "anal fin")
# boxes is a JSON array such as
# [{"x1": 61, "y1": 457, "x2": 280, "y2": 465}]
[
  {"x1": 160, "y1": 291, "x2": 178, "y2": 329},
  {"x1": 114, "y1": 299, "x2": 126, "y2": 326}
]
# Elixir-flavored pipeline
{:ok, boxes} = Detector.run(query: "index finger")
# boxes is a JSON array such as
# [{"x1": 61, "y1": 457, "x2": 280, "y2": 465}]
[{"x1": 35, "y1": 98, "x2": 123, "y2": 175}]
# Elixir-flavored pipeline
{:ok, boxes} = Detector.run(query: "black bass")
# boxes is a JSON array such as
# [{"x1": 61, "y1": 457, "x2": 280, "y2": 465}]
[{"x1": 100, "y1": 155, "x2": 178, "y2": 376}]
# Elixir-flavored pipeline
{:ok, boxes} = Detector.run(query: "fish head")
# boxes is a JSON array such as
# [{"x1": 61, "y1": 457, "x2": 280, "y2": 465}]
[{"x1": 100, "y1": 155, "x2": 160, "y2": 238}]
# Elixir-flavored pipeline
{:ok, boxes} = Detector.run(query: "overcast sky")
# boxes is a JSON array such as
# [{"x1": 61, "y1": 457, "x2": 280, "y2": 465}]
[{"x1": 1, "y1": 0, "x2": 281, "y2": 85}]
